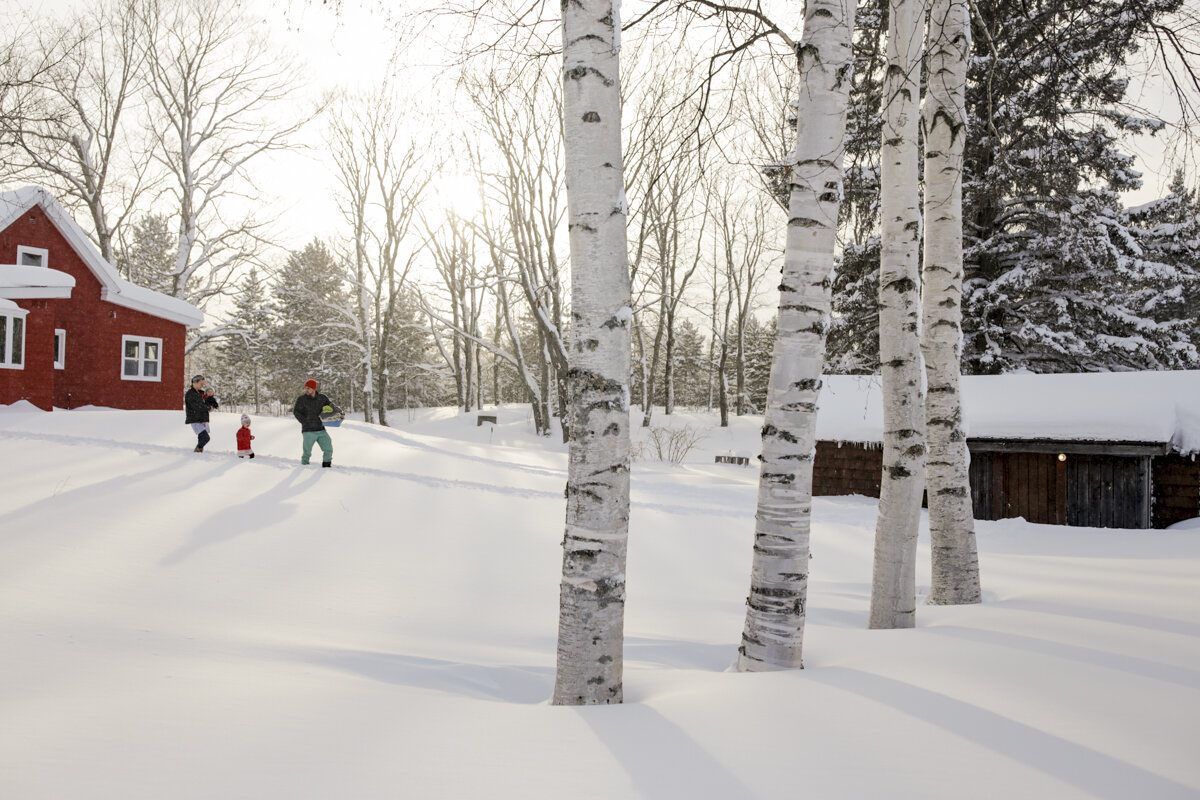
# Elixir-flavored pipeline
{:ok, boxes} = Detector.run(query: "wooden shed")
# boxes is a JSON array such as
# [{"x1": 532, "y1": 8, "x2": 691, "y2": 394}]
[{"x1": 813, "y1": 372, "x2": 1200, "y2": 530}]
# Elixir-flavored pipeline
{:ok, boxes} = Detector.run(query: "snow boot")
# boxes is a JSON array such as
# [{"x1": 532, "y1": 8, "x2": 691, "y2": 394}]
[
  {"x1": 322, "y1": 462, "x2": 332, "y2": 468},
  {"x1": 194, "y1": 446, "x2": 203, "y2": 453}
]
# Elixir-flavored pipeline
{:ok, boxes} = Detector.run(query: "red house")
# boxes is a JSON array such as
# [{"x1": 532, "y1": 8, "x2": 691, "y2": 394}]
[{"x1": 0, "y1": 186, "x2": 203, "y2": 410}]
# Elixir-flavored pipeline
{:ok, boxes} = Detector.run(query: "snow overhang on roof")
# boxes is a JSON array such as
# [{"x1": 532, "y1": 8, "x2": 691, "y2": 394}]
[
  {"x1": 0, "y1": 186, "x2": 205, "y2": 328},
  {"x1": 0, "y1": 264, "x2": 75, "y2": 299},
  {"x1": 817, "y1": 371, "x2": 1200, "y2": 456}
]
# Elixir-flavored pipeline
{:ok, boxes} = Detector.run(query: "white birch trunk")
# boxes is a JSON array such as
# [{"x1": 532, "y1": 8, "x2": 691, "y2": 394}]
[
  {"x1": 736, "y1": 0, "x2": 856, "y2": 672},
  {"x1": 869, "y1": 0, "x2": 928, "y2": 630},
  {"x1": 922, "y1": 0, "x2": 981, "y2": 605},
  {"x1": 553, "y1": 0, "x2": 632, "y2": 705}
]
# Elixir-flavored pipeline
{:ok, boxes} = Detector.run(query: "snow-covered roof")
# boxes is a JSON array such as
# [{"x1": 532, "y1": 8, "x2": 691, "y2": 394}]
[
  {"x1": 0, "y1": 263, "x2": 75, "y2": 299},
  {"x1": 0, "y1": 186, "x2": 204, "y2": 327},
  {"x1": 818, "y1": 371, "x2": 1200, "y2": 455},
  {"x1": 0, "y1": 297, "x2": 21, "y2": 311}
]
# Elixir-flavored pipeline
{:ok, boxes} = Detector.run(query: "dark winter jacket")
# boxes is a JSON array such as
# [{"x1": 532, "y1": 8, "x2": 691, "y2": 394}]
[
  {"x1": 184, "y1": 388, "x2": 218, "y2": 423},
  {"x1": 293, "y1": 391, "x2": 333, "y2": 433}
]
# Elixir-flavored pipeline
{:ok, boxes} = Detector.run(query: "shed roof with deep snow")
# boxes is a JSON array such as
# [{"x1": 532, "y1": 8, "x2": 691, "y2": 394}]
[{"x1": 818, "y1": 371, "x2": 1200, "y2": 455}]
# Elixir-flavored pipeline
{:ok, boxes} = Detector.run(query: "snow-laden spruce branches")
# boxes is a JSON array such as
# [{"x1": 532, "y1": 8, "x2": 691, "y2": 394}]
[
  {"x1": 921, "y1": 0, "x2": 980, "y2": 605},
  {"x1": 869, "y1": 0, "x2": 926, "y2": 630},
  {"x1": 736, "y1": 0, "x2": 857, "y2": 672},
  {"x1": 552, "y1": 0, "x2": 633, "y2": 705}
]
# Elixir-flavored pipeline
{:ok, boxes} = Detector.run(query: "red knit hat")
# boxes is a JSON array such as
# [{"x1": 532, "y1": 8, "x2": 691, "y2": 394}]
[{"x1": 304, "y1": 379, "x2": 318, "y2": 390}]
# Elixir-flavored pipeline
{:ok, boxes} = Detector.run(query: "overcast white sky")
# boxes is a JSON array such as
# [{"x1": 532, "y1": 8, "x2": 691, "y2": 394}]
[{"x1": 19, "y1": 0, "x2": 1191, "y2": 255}]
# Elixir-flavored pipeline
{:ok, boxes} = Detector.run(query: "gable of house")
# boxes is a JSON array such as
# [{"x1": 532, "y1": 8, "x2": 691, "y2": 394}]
[{"x1": 0, "y1": 186, "x2": 203, "y2": 411}]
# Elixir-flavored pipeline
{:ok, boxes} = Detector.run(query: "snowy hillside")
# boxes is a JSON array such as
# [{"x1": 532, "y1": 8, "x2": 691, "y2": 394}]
[{"x1": 1, "y1": 404, "x2": 1198, "y2": 799}]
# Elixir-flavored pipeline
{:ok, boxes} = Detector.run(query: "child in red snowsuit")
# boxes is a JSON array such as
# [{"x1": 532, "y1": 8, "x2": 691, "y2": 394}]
[{"x1": 237, "y1": 414, "x2": 255, "y2": 459}]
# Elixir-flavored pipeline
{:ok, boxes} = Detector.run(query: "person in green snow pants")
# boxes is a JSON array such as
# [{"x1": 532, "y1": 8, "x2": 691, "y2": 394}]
[{"x1": 292, "y1": 378, "x2": 335, "y2": 467}]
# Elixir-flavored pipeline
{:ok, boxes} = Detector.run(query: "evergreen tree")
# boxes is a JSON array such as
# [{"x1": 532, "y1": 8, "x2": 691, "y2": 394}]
[
  {"x1": 829, "y1": 0, "x2": 1194, "y2": 374},
  {"x1": 216, "y1": 268, "x2": 273, "y2": 410},
  {"x1": 267, "y1": 240, "x2": 358, "y2": 405},
  {"x1": 114, "y1": 213, "x2": 174, "y2": 296}
]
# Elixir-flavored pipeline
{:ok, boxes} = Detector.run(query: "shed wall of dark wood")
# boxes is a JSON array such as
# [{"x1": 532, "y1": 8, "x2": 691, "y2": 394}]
[
  {"x1": 1151, "y1": 454, "x2": 1200, "y2": 528},
  {"x1": 816, "y1": 442, "x2": 1189, "y2": 529},
  {"x1": 812, "y1": 442, "x2": 882, "y2": 497}
]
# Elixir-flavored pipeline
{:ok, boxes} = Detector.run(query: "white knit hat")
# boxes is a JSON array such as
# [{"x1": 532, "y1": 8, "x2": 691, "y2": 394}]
[{"x1": 240, "y1": 414, "x2": 250, "y2": 425}]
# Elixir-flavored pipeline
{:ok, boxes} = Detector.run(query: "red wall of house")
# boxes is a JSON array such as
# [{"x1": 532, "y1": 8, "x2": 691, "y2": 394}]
[
  {"x1": 0, "y1": 298, "x2": 57, "y2": 410},
  {"x1": 0, "y1": 204, "x2": 188, "y2": 410}
]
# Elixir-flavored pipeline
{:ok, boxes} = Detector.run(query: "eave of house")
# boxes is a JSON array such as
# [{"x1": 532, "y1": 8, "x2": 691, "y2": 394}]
[
  {"x1": 0, "y1": 186, "x2": 205, "y2": 328},
  {"x1": 0, "y1": 263, "x2": 76, "y2": 300}
]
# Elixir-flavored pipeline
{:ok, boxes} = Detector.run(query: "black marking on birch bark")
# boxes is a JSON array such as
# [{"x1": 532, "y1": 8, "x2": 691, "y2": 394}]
[
  {"x1": 905, "y1": 445, "x2": 926, "y2": 458},
  {"x1": 750, "y1": 586, "x2": 805, "y2": 599},
  {"x1": 601, "y1": 314, "x2": 626, "y2": 329},
  {"x1": 603, "y1": 422, "x2": 620, "y2": 436},
  {"x1": 884, "y1": 276, "x2": 916, "y2": 293},
  {"x1": 780, "y1": 303, "x2": 822, "y2": 314},
  {"x1": 936, "y1": 486, "x2": 969, "y2": 497},
  {"x1": 571, "y1": 549, "x2": 599, "y2": 562},
  {"x1": 568, "y1": 34, "x2": 606, "y2": 49},
  {"x1": 884, "y1": 136, "x2": 904, "y2": 147},
  {"x1": 938, "y1": 297, "x2": 958, "y2": 307},
  {"x1": 788, "y1": 217, "x2": 824, "y2": 228},
  {"x1": 582, "y1": 111, "x2": 601, "y2": 123},
  {"x1": 904, "y1": 322, "x2": 918, "y2": 333},
  {"x1": 780, "y1": 402, "x2": 818, "y2": 413},
  {"x1": 824, "y1": 181, "x2": 838, "y2": 190},
  {"x1": 762, "y1": 471, "x2": 795, "y2": 485},
  {"x1": 812, "y1": 6, "x2": 833, "y2": 16},
  {"x1": 929, "y1": 108, "x2": 965, "y2": 144},
  {"x1": 797, "y1": 158, "x2": 836, "y2": 169},
  {"x1": 587, "y1": 676, "x2": 604, "y2": 685},
  {"x1": 567, "y1": 485, "x2": 603, "y2": 503},
  {"x1": 904, "y1": 220, "x2": 919, "y2": 234},
  {"x1": 933, "y1": 319, "x2": 958, "y2": 329},
  {"x1": 762, "y1": 424, "x2": 798, "y2": 443},
  {"x1": 610, "y1": 205, "x2": 624, "y2": 216},
  {"x1": 561, "y1": 0, "x2": 582, "y2": 8},
  {"x1": 777, "y1": 451, "x2": 815, "y2": 461},
  {"x1": 899, "y1": 88, "x2": 912, "y2": 103},
  {"x1": 584, "y1": 339, "x2": 599, "y2": 351},
  {"x1": 565, "y1": 65, "x2": 614, "y2": 87},
  {"x1": 886, "y1": 464, "x2": 912, "y2": 479},
  {"x1": 927, "y1": 149, "x2": 943, "y2": 159},
  {"x1": 894, "y1": 428, "x2": 920, "y2": 439},
  {"x1": 793, "y1": 320, "x2": 828, "y2": 335},
  {"x1": 818, "y1": 191, "x2": 839, "y2": 203},
  {"x1": 792, "y1": 378, "x2": 822, "y2": 391},
  {"x1": 569, "y1": 222, "x2": 597, "y2": 233},
  {"x1": 598, "y1": 655, "x2": 613, "y2": 664},
  {"x1": 602, "y1": 162, "x2": 612, "y2": 168},
  {"x1": 795, "y1": 42, "x2": 820, "y2": 68}
]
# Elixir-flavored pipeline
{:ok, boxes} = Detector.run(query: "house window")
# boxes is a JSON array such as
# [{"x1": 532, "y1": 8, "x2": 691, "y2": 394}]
[
  {"x1": 54, "y1": 329, "x2": 66, "y2": 369},
  {"x1": 16, "y1": 246, "x2": 48, "y2": 268},
  {"x1": 121, "y1": 335, "x2": 162, "y2": 381},
  {"x1": 0, "y1": 309, "x2": 27, "y2": 369}
]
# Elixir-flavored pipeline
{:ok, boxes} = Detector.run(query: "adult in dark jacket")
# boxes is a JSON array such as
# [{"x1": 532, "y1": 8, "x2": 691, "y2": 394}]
[
  {"x1": 293, "y1": 378, "x2": 334, "y2": 467},
  {"x1": 184, "y1": 374, "x2": 219, "y2": 452}
]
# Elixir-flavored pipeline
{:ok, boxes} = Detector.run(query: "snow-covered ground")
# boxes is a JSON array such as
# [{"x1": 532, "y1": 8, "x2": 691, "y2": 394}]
[{"x1": 1, "y1": 403, "x2": 1197, "y2": 799}]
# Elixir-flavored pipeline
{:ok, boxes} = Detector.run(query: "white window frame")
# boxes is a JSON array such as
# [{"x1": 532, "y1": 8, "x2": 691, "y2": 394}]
[
  {"x1": 120, "y1": 335, "x2": 162, "y2": 382},
  {"x1": 0, "y1": 308, "x2": 28, "y2": 370},
  {"x1": 16, "y1": 245, "x2": 48, "y2": 268},
  {"x1": 54, "y1": 329, "x2": 66, "y2": 369}
]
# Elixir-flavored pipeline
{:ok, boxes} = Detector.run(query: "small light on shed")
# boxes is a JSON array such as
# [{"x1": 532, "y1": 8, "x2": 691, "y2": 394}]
[{"x1": 1058, "y1": 453, "x2": 1067, "y2": 462}]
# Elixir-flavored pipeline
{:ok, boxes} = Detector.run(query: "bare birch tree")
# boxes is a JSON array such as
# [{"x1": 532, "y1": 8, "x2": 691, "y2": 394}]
[
  {"x1": 869, "y1": 0, "x2": 927, "y2": 630},
  {"x1": 552, "y1": 0, "x2": 632, "y2": 705},
  {"x1": 922, "y1": 0, "x2": 980, "y2": 605},
  {"x1": 139, "y1": 0, "x2": 312, "y2": 347},
  {"x1": 736, "y1": 0, "x2": 857, "y2": 671},
  {"x1": 328, "y1": 85, "x2": 431, "y2": 427},
  {"x1": 2, "y1": 0, "x2": 150, "y2": 263},
  {"x1": 464, "y1": 63, "x2": 571, "y2": 438}
]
